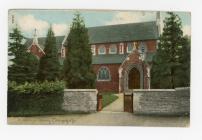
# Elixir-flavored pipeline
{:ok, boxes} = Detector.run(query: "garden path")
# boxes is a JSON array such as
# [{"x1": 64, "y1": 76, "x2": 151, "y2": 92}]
[{"x1": 102, "y1": 93, "x2": 124, "y2": 112}]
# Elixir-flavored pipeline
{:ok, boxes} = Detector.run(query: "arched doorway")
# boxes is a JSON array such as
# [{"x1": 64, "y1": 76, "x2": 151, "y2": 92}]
[{"x1": 128, "y1": 67, "x2": 140, "y2": 89}]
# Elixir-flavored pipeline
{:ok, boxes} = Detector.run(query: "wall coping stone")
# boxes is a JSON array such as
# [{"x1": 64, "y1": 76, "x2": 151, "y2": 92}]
[
  {"x1": 132, "y1": 87, "x2": 190, "y2": 92},
  {"x1": 175, "y1": 87, "x2": 190, "y2": 90},
  {"x1": 133, "y1": 89, "x2": 175, "y2": 92},
  {"x1": 64, "y1": 89, "x2": 98, "y2": 94},
  {"x1": 124, "y1": 91, "x2": 133, "y2": 95}
]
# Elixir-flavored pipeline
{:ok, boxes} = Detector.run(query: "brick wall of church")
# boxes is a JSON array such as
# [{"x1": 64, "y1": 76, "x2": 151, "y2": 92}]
[
  {"x1": 93, "y1": 64, "x2": 121, "y2": 93},
  {"x1": 29, "y1": 45, "x2": 44, "y2": 58},
  {"x1": 145, "y1": 40, "x2": 157, "y2": 52}
]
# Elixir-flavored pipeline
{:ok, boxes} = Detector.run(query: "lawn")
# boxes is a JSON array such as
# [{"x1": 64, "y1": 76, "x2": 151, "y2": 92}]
[{"x1": 101, "y1": 92, "x2": 119, "y2": 108}]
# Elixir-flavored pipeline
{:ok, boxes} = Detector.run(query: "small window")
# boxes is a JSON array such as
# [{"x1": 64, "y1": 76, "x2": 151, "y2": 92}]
[
  {"x1": 119, "y1": 43, "x2": 124, "y2": 54},
  {"x1": 127, "y1": 43, "x2": 134, "y2": 53},
  {"x1": 98, "y1": 45, "x2": 106, "y2": 55},
  {"x1": 91, "y1": 45, "x2": 96, "y2": 55},
  {"x1": 109, "y1": 45, "x2": 117, "y2": 54},
  {"x1": 97, "y1": 67, "x2": 111, "y2": 81}
]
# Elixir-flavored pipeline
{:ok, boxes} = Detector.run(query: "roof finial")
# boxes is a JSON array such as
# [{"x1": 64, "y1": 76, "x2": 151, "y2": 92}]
[{"x1": 34, "y1": 28, "x2": 37, "y2": 36}]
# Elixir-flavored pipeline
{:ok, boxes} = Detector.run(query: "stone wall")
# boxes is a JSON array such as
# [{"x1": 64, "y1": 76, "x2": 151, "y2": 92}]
[
  {"x1": 62, "y1": 89, "x2": 98, "y2": 113},
  {"x1": 133, "y1": 87, "x2": 190, "y2": 115}
]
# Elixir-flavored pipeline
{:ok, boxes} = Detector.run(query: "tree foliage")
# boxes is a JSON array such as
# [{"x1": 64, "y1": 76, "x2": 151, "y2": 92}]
[
  {"x1": 151, "y1": 12, "x2": 190, "y2": 88},
  {"x1": 63, "y1": 13, "x2": 96, "y2": 88},
  {"x1": 37, "y1": 27, "x2": 60, "y2": 81},
  {"x1": 8, "y1": 27, "x2": 39, "y2": 83}
]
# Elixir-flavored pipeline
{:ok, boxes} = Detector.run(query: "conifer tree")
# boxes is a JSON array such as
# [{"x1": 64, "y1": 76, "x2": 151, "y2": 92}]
[
  {"x1": 151, "y1": 12, "x2": 190, "y2": 88},
  {"x1": 37, "y1": 26, "x2": 60, "y2": 81},
  {"x1": 64, "y1": 13, "x2": 96, "y2": 88},
  {"x1": 175, "y1": 36, "x2": 190, "y2": 87},
  {"x1": 8, "y1": 27, "x2": 39, "y2": 83}
]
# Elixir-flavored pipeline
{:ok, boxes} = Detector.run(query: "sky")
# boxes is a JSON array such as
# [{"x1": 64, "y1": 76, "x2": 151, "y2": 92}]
[{"x1": 8, "y1": 9, "x2": 191, "y2": 38}]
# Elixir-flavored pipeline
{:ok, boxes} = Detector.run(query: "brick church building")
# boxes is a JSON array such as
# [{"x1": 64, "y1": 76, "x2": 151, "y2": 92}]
[{"x1": 26, "y1": 21, "x2": 159, "y2": 93}]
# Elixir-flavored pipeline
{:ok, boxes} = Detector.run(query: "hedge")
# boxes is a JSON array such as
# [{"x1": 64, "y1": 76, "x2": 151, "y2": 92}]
[{"x1": 8, "y1": 81, "x2": 65, "y2": 117}]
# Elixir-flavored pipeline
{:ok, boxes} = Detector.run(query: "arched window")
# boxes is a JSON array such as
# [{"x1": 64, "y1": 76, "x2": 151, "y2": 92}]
[
  {"x1": 127, "y1": 43, "x2": 134, "y2": 53},
  {"x1": 98, "y1": 45, "x2": 106, "y2": 55},
  {"x1": 97, "y1": 67, "x2": 111, "y2": 81},
  {"x1": 109, "y1": 44, "x2": 117, "y2": 54}
]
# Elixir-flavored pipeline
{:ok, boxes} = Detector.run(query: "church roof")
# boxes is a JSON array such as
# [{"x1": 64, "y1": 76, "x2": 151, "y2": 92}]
[
  {"x1": 25, "y1": 36, "x2": 65, "y2": 52},
  {"x1": 58, "y1": 52, "x2": 155, "y2": 65},
  {"x1": 91, "y1": 52, "x2": 155, "y2": 65},
  {"x1": 92, "y1": 54, "x2": 128, "y2": 64},
  {"x1": 25, "y1": 21, "x2": 158, "y2": 64},
  {"x1": 25, "y1": 21, "x2": 158, "y2": 51},
  {"x1": 87, "y1": 21, "x2": 159, "y2": 44}
]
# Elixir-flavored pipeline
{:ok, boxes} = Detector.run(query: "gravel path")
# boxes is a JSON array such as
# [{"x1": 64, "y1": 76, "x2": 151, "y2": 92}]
[{"x1": 8, "y1": 112, "x2": 189, "y2": 127}]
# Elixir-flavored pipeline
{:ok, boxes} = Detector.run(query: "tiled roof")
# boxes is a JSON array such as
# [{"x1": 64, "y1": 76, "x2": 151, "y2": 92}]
[
  {"x1": 87, "y1": 21, "x2": 159, "y2": 44},
  {"x1": 58, "y1": 53, "x2": 155, "y2": 65},
  {"x1": 25, "y1": 21, "x2": 158, "y2": 50},
  {"x1": 92, "y1": 54, "x2": 128, "y2": 64},
  {"x1": 58, "y1": 52, "x2": 155, "y2": 65},
  {"x1": 92, "y1": 52, "x2": 155, "y2": 65},
  {"x1": 25, "y1": 21, "x2": 158, "y2": 65}
]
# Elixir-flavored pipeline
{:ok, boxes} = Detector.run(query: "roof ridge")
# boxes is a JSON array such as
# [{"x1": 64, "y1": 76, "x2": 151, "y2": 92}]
[
  {"x1": 87, "y1": 21, "x2": 156, "y2": 29},
  {"x1": 38, "y1": 35, "x2": 65, "y2": 39}
]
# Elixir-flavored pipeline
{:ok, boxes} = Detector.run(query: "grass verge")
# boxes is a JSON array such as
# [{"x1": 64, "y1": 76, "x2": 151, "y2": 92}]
[{"x1": 101, "y1": 92, "x2": 119, "y2": 108}]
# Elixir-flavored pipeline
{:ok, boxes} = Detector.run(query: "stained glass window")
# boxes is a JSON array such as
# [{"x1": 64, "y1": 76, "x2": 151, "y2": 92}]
[{"x1": 97, "y1": 67, "x2": 110, "y2": 81}]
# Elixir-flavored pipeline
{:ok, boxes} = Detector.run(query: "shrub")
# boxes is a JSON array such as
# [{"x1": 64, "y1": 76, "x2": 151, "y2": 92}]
[{"x1": 7, "y1": 81, "x2": 65, "y2": 116}]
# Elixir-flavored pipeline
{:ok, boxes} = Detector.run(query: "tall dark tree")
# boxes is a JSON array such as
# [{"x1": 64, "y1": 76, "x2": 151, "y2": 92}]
[
  {"x1": 8, "y1": 27, "x2": 39, "y2": 83},
  {"x1": 37, "y1": 26, "x2": 60, "y2": 81},
  {"x1": 174, "y1": 36, "x2": 190, "y2": 87},
  {"x1": 151, "y1": 12, "x2": 190, "y2": 88},
  {"x1": 64, "y1": 13, "x2": 96, "y2": 88}
]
